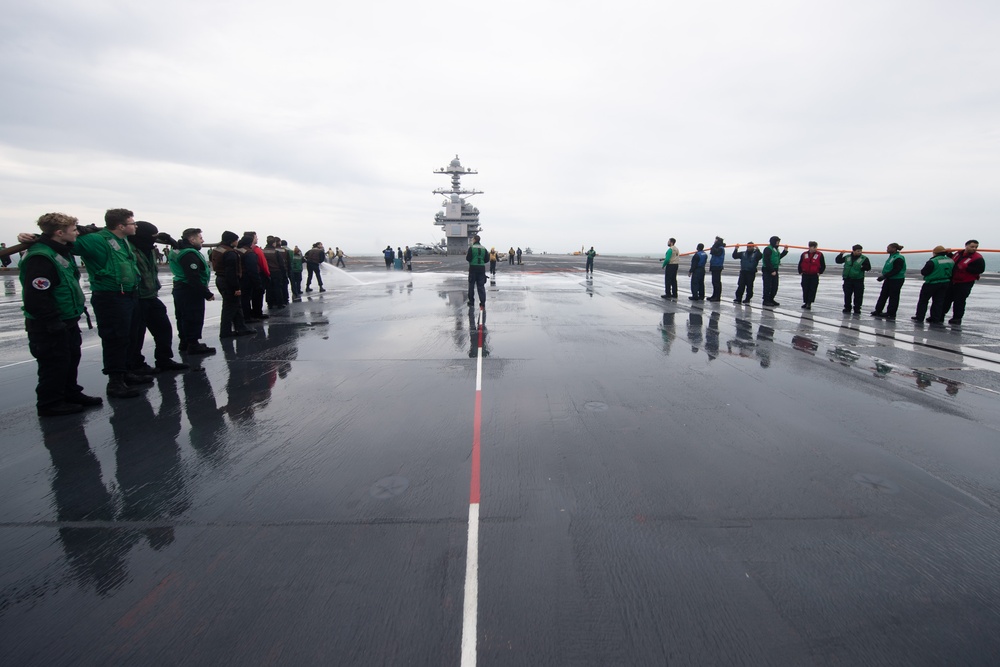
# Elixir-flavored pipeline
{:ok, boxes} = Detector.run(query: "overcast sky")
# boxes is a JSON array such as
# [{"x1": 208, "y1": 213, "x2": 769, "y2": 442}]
[{"x1": 2, "y1": 0, "x2": 997, "y2": 255}]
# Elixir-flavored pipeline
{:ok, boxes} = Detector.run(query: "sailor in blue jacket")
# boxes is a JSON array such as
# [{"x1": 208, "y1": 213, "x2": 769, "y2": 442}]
[
  {"x1": 688, "y1": 243, "x2": 707, "y2": 301},
  {"x1": 732, "y1": 242, "x2": 762, "y2": 304},
  {"x1": 707, "y1": 237, "x2": 726, "y2": 301}
]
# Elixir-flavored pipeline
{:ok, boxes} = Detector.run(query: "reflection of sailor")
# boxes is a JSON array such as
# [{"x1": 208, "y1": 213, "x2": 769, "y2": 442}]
[
  {"x1": 726, "y1": 318, "x2": 755, "y2": 358},
  {"x1": 659, "y1": 313, "x2": 675, "y2": 355},
  {"x1": 265, "y1": 321, "x2": 296, "y2": 381},
  {"x1": 183, "y1": 367, "x2": 227, "y2": 462},
  {"x1": 915, "y1": 371, "x2": 934, "y2": 389},
  {"x1": 223, "y1": 330, "x2": 287, "y2": 421},
  {"x1": 687, "y1": 312, "x2": 703, "y2": 352},
  {"x1": 705, "y1": 312, "x2": 720, "y2": 360},
  {"x1": 469, "y1": 310, "x2": 489, "y2": 358},
  {"x1": 791, "y1": 335, "x2": 818, "y2": 355},
  {"x1": 756, "y1": 324, "x2": 775, "y2": 368},
  {"x1": 113, "y1": 379, "x2": 189, "y2": 549},
  {"x1": 792, "y1": 315, "x2": 818, "y2": 355},
  {"x1": 874, "y1": 359, "x2": 893, "y2": 378},
  {"x1": 42, "y1": 418, "x2": 132, "y2": 594}
]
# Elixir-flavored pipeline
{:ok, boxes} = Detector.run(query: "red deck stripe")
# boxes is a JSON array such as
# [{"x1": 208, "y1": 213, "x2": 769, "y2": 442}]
[
  {"x1": 470, "y1": 391, "x2": 482, "y2": 504},
  {"x1": 470, "y1": 322, "x2": 483, "y2": 504}
]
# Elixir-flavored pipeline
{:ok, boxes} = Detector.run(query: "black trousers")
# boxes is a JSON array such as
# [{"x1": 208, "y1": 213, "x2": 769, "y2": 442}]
[
  {"x1": 306, "y1": 262, "x2": 324, "y2": 288},
  {"x1": 762, "y1": 272, "x2": 779, "y2": 303},
  {"x1": 216, "y1": 278, "x2": 247, "y2": 335},
  {"x1": 843, "y1": 279, "x2": 865, "y2": 311},
  {"x1": 240, "y1": 278, "x2": 264, "y2": 318},
  {"x1": 801, "y1": 274, "x2": 819, "y2": 305},
  {"x1": 690, "y1": 268, "x2": 705, "y2": 299},
  {"x1": 709, "y1": 267, "x2": 722, "y2": 299},
  {"x1": 252, "y1": 276, "x2": 267, "y2": 316},
  {"x1": 944, "y1": 281, "x2": 975, "y2": 321},
  {"x1": 130, "y1": 296, "x2": 175, "y2": 368},
  {"x1": 468, "y1": 267, "x2": 487, "y2": 305},
  {"x1": 266, "y1": 269, "x2": 286, "y2": 307},
  {"x1": 28, "y1": 318, "x2": 83, "y2": 408},
  {"x1": 91, "y1": 290, "x2": 138, "y2": 375},
  {"x1": 280, "y1": 269, "x2": 289, "y2": 303},
  {"x1": 735, "y1": 270, "x2": 755, "y2": 301},
  {"x1": 914, "y1": 282, "x2": 949, "y2": 321},
  {"x1": 173, "y1": 282, "x2": 207, "y2": 345},
  {"x1": 664, "y1": 264, "x2": 678, "y2": 297},
  {"x1": 290, "y1": 271, "x2": 302, "y2": 296},
  {"x1": 874, "y1": 279, "x2": 904, "y2": 316}
]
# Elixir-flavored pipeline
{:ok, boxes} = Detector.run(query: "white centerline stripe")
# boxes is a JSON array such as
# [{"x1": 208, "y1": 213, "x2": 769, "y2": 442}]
[
  {"x1": 460, "y1": 311, "x2": 484, "y2": 666},
  {"x1": 460, "y1": 502, "x2": 480, "y2": 667}
]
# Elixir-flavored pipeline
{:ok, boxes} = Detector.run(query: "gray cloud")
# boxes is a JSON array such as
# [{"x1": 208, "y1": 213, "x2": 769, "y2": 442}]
[{"x1": 2, "y1": 1, "x2": 999, "y2": 254}]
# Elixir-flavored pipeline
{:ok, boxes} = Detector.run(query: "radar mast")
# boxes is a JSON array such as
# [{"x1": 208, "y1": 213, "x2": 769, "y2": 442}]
[{"x1": 432, "y1": 155, "x2": 483, "y2": 255}]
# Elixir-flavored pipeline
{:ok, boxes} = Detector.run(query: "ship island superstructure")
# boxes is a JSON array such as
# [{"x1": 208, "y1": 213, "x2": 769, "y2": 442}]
[{"x1": 433, "y1": 155, "x2": 483, "y2": 255}]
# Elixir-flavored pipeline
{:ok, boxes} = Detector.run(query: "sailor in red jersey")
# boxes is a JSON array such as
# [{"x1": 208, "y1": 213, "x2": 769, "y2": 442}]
[
  {"x1": 944, "y1": 239, "x2": 986, "y2": 325},
  {"x1": 797, "y1": 241, "x2": 826, "y2": 310}
]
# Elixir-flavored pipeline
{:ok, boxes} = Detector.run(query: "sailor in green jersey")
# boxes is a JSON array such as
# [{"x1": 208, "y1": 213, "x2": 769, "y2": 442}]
[
  {"x1": 585, "y1": 247, "x2": 597, "y2": 277},
  {"x1": 170, "y1": 228, "x2": 216, "y2": 352},
  {"x1": 835, "y1": 244, "x2": 871, "y2": 314},
  {"x1": 128, "y1": 221, "x2": 190, "y2": 374},
  {"x1": 289, "y1": 245, "x2": 304, "y2": 299},
  {"x1": 466, "y1": 235, "x2": 488, "y2": 310},
  {"x1": 19, "y1": 213, "x2": 103, "y2": 416},
  {"x1": 21, "y1": 208, "x2": 150, "y2": 398},
  {"x1": 912, "y1": 245, "x2": 955, "y2": 324},
  {"x1": 871, "y1": 242, "x2": 906, "y2": 320},
  {"x1": 761, "y1": 235, "x2": 789, "y2": 307},
  {"x1": 281, "y1": 240, "x2": 298, "y2": 299}
]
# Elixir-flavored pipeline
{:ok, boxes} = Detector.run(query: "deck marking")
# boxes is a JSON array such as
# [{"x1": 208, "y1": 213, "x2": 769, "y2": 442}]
[
  {"x1": 460, "y1": 502, "x2": 480, "y2": 666},
  {"x1": 461, "y1": 314, "x2": 484, "y2": 667}
]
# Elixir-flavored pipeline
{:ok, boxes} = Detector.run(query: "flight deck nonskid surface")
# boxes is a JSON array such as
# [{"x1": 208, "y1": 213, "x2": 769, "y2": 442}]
[{"x1": 1, "y1": 256, "x2": 999, "y2": 665}]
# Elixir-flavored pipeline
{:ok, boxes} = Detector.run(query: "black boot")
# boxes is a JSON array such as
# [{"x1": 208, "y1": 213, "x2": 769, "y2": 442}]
[
  {"x1": 156, "y1": 359, "x2": 190, "y2": 371},
  {"x1": 65, "y1": 393, "x2": 104, "y2": 407},
  {"x1": 124, "y1": 372, "x2": 155, "y2": 385},
  {"x1": 131, "y1": 362, "x2": 160, "y2": 375},
  {"x1": 38, "y1": 401, "x2": 85, "y2": 417},
  {"x1": 107, "y1": 374, "x2": 141, "y2": 399}
]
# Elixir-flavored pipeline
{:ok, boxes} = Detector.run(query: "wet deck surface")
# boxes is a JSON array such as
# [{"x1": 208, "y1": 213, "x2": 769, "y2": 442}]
[{"x1": 2, "y1": 256, "x2": 1000, "y2": 665}]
